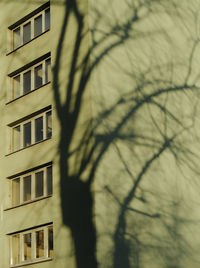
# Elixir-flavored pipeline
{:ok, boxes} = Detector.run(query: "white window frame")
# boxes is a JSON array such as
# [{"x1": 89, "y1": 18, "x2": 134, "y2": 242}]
[
  {"x1": 10, "y1": 164, "x2": 52, "y2": 207},
  {"x1": 9, "y1": 224, "x2": 53, "y2": 267},
  {"x1": 10, "y1": 109, "x2": 52, "y2": 152},
  {"x1": 11, "y1": 6, "x2": 50, "y2": 50},
  {"x1": 10, "y1": 56, "x2": 51, "y2": 100}
]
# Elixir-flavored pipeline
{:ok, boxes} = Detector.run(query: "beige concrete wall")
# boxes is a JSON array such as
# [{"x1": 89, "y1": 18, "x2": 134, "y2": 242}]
[
  {"x1": 89, "y1": 0, "x2": 200, "y2": 267},
  {"x1": 2, "y1": 0, "x2": 200, "y2": 267}
]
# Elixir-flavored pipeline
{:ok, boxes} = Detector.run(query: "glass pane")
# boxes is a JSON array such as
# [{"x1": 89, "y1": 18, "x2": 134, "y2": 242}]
[
  {"x1": 45, "y1": 9, "x2": 50, "y2": 31},
  {"x1": 34, "y1": 64, "x2": 43, "y2": 88},
  {"x1": 24, "y1": 233, "x2": 32, "y2": 261},
  {"x1": 13, "y1": 126, "x2": 20, "y2": 151},
  {"x1": 13, "y1": 75, "x2": 20, "y2": 99},
  {"x1": 47, "y1": 166, "x2": 52, "y2": 195},
  {"x1": 23, "y1": 122, "x2": 31, "y2": 147},
  {"x1": 23, "y1": 175, "x2": 31, "y2": 202},
  {"x1": 46, "y1": 111, "x2": 52, "y2": 139},
  {"x1": 45, "y1": 58, "x2": 51, "y2": 83},
  {"x1": 23, "y1": 22, "x2": 31, "y2": 44},
  {"x1": 23, "y1": 70, "x2": 31, "y2": 94},
  {"x1": 36, "y1": 230, "x2": 44, "y2": 258},
  {"x1": 48, "y1": 226, "x2": 53, "y2": 258},
  {"x1": 34, "y1": 15, "x2": 42, "y2": 37},
  {"x1": 35, "y1": 171, "x2": 44, "y2": 198},
  {"x1": 35, "y1": 117, "x2": 43, "y2": 142},
  {"x1": 13, "y1": 27, "x2": 20, "y2": 49},
  {"x1": 12, "y1": 178, "x2": 20, "y2": 206},
  {"x1": 11, "y1": 234, "x2": 20, "y2": 265}
]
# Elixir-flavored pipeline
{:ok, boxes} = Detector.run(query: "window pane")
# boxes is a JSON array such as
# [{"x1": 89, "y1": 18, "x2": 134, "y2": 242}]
[
  {"x1": 47, "y1": 166, "x2": 52, "y2": 195},
  {"x1": 45, "y1": 9, "x2": 50, "y2": 31},
  {"x1": 48, "y1": 226, "x2": 53, "y2": 258},
  {"x1": 13, "y1": 27, "x2": 21, "y2": 49},
  {"x1": 12, "y1": 178, "x2": 20, "y2": 206},
  {"x1": 35, "y1": 171, "x2": 44, "y2": 198},
  {"x1": 34, "y1": 15, "x2": 42, "y2": 37},
  {"x1": 23, "y1": 175, "x2": 31, "y2": 202},
  {"x1": 45, "y1": 58, "x2": 51, "y2": 83},
  {"x1": 24, "y1": 233, "x2": 32, "y2": 261},
  {"x1": 23, "y1": 122, "x2": 31, "y2": 147},
  {"x1": 46, "y1": 111, "x2": 52, "y2": 139},
  {"x1": 13, "y1": 75, "x2": 20, "y2": 99},
  {"x1": 23, "y1": 22, "x2": 31, "y2": 44},
  {"x1": 36, "y1": 230, "x2": 44, "y2": 258},
  {"x1": 11, "y1": 234, "x2": 20, "y2": 265},
  {"x1": 34, "y1": 64, "x2": 43, "y2": 88},
  {"x1": 23, "y1": 70, "x2": 31, "y2": 94},
  {"x1": 35, "y1": 117, "x2": 43, "y2": 142},
  {"x1": 13, "y1": 126, "x2": 20, "y2": 151}
]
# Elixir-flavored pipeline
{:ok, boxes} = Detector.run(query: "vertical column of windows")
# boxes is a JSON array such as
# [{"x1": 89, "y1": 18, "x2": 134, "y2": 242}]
[{"x1": 7, "y1": 4, "x2": 53, "y2": 266}]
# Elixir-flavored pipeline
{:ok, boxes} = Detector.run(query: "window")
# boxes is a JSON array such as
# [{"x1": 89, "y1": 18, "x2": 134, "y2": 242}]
[
  {"x1": 10, "y1": 108, "x2": 52, "y2": 152},
  {"x1": 10, "y1": 4, "x2": 50, "y2": 50},
  {"x1": 10, "y1": 164, "x2": 52, "y2": 207},
  {"x1": 9, "y1": 224, "x2": 53, "y2": 266},
  {"x1": 9, "y1": 55, "x2": 51, "y2": 101}
]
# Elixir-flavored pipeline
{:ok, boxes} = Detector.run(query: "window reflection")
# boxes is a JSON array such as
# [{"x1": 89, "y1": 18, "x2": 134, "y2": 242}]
[
  {"x1": 12, "y1": 178, "x2": 20, "y2": 206},
  {"x1": 45, "y1": 58, "x2": 51, "y2": 83},
  {"x1": 23, "y1": 22, "x2": 31, "y2": 44},
  {"x1": 35, "y1": 117, "x2": 43, "y2": 142},
  {"x1": 23, "y1": 233, "x2": 32, "y2": 261},
  {"x1": 13, "y1": 75, "x2": 20, "y2": 99},
  {"x1": 46, "y1": 111, "x2": 52, "y2": 139},
  {"x1": 45, "y1": 8, "x2": 50, "y2": 31},
  {"x1": 13, "y1": 126, "x2": 20, "y2": 151},
  {"x1": 48, "y1": 226, "x2": 53, "y2": 258},
  {"x1": 11, "y1": 234, "x2": 20, "y2": 265},
  {"x1": 23, "y1": 70, "x2": 31, "y2": 94},
  {"x1": 36, "y1": 230, "x2": 44, "y2": 258},
  {"x1": 47, "y1": 166, "x2": 52, "y2": 195},
  {"x1": 13, "y1": 27, "x2": 20, "y2": 49},
  {"x1": 35, "y1": 171, "x2": 44, "y2": 198},
  {"x1": 34, "y1": 15, "x2": 42, "y2": 37},
  {"x1": 34, "y1": 64, "x2": 43, "y2": 88},
  {"x1": 23, "y1": 175, "x2": 31, "y2": 202},
  {"x1": 23, "y1": 122, "x2": 31, "y2": 147}
]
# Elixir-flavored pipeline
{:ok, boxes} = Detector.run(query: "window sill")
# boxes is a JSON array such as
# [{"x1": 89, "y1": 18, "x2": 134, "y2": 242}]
[
  {"x1": 10, "y1": 257, "x2": 53, "y2": 267},
  {"x1": 4, "y1": 195, "x2": 52, "y2": 211},
  {"x1": 6, "y1": 81, "x2": 51, "y2": 105},
  {"x1": 5, "y1": 137, "x2": 52, "y2": 157},
  {"x1": 6, "y1": 29, "x2": 50, "y2": 56}
]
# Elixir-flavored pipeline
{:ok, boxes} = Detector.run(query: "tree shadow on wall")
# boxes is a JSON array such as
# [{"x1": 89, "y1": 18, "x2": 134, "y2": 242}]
[{"x1": 53, "y1": 0, "x2": 200, "y2": 268}]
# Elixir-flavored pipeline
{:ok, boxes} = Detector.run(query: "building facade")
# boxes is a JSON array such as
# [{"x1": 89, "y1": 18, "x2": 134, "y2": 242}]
[
  {"x1": 1, "y1": 0, "x2": 200, "y2": 268},
  {"x1": 0, "y1": 0, "x2": 84, "y2": 267}
]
